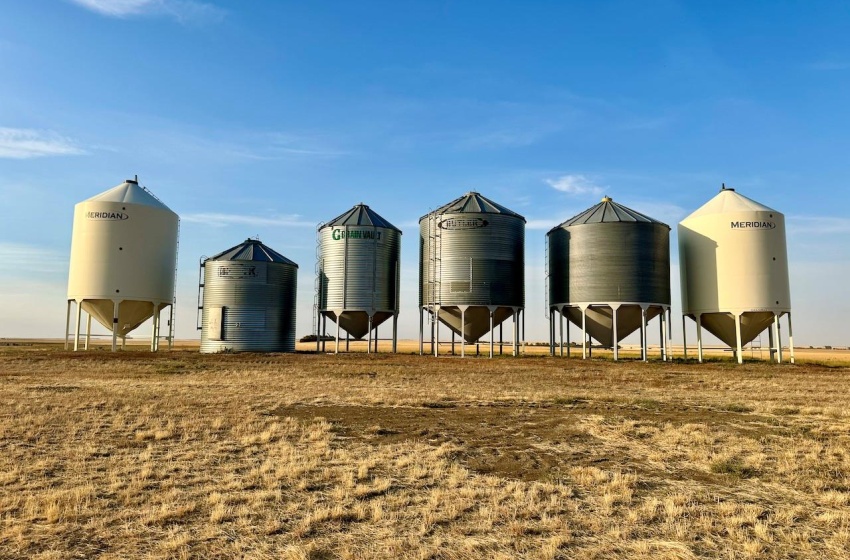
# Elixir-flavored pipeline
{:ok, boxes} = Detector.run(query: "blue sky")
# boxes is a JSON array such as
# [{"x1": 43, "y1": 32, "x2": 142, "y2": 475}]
[{"x1": 1, "y1": 0, "x2": 848, "y2": 347}]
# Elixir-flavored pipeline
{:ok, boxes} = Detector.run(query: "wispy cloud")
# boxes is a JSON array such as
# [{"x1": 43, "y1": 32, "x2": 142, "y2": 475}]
[
  {"x1": 788, "y1": 216, "x2": 850, "y2": 235},
  {"x1": 617, "y1": 115, "x2": 674, "y2": 131},
  {"x1": 808, "y1": 60, "x2": 850, "y2": 71},
  {"x1": 526, "y1": 218, "x2": 561, "y2": 231},
  {"x1": 0, "y1": 243, "x2": 67, "y2": 276},
  {"x1": 0, "y1": 128, "x2": 86, "y2": 159},
  {"x1": 455, "y1": 128, "x2": 554, "y2": 150},
  {"x1": 264, "y1": 133, "x2": 349, "y2": 158},
  {"x1": 130, "y1": 127, "x2": 348, "y2": 163},
  {"x1": 627, "y1": 201, "x2": 688, "y2": 227},
  {"x1": 68, "y1": 0, "x2": 225, "y2": 24},
  {"x1": 181, "y1": 212, "x2": 316, "y2": 228},
  {"x1": 545, "y1": 174, "x2": 604, "y2": 196}
]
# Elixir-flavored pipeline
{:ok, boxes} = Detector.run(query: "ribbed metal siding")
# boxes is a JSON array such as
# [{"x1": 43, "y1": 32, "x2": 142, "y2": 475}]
[
  {"x1": 200, "y1": 260, "x2": 297, "y2": 352},
  {"x1": 419, "y1": 213, "x2": 525, "y2": 308},
  {"x1": 318, "y1": 225, "x2": 400, "y2": 312},
  {"x1": 548, "y1": 222, "x2": 670, "y2": 306}
]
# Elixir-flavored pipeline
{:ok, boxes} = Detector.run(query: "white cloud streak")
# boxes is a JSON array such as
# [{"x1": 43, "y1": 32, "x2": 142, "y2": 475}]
[
  {"x1": 788, "y1": 216, "x2": 850, "y2": 235},
  {"x1": 525, "y1": 219, "x2": 560, "y2": 231},
  {"x1": 808, "y1": 60, "x2": 850, "y2": 71},
  {"x1": 0, "y1": 243, "x2": 67, "y2": 275},
  {"x1": 181, "y1": 212, "x2": 316, "y2": 228},
  {"x1": 0, "y1": 128, "x2": 86, "y2": 159},
  {"x1": 545, "y1": 174, "x2": 604, "y2": 196},
  {"x1": 626, "y1": 201, "x2": 688, "y2": 227},
  {"x1": 68, "y1": 0, "x2": 224, "y2": 23}
]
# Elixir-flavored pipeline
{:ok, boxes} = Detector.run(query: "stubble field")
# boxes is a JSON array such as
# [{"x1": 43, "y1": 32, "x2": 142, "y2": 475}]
[{"x1": 0, "y1": 344, "x2": 848, "y2": 559}]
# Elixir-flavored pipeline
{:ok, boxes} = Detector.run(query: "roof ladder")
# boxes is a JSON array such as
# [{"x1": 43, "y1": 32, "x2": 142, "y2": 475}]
[{"x1": 196, "y1": 255, "x2": 206, "y2": 331}]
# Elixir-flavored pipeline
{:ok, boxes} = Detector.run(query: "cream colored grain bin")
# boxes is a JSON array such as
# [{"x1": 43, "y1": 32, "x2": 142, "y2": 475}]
[
  {"x1": 66, "y1": 178, "x2": 179, "y2": 352},
  {"x1": 678, "y1": 185, "x2": 793, "y2": 363}
]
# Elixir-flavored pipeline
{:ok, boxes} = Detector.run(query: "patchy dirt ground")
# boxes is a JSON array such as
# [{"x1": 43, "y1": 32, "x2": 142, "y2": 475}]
[
  {"x1": 275, "y1": 401, "x2": 775, "y2": 484},
  {"x1": 1, "y1": 347, "x2": 849, "y2": 559}
]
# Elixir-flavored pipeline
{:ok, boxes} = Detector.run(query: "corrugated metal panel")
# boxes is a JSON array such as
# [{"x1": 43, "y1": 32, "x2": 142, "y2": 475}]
[
  {"x1": 420, "y1": 213, "x2": 525, "y2": 308},
  {"x1": 200, "y1": 260, "x2": 298, "y2": 353},
  {"x1": 548, "y1": 221, "x2": 670, "y2": 305},
  {"x1": 317, "y1": 217, "x2": 401, "y2": 338}
]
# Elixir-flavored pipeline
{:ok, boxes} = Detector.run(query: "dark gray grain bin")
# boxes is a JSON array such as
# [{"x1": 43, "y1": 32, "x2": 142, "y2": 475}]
[
  {"x1": 419, "y1": 192, "x2": 525, "y2": 357},
  {"x1": 199, "y1": 239, "x2": 298, "y2": 353},
  {"x1": 316, "y1": 203, "x2": 401, "y2": 353},
  {"x1": 546, "y1": 197, "x2": 671, "y2": 360}
]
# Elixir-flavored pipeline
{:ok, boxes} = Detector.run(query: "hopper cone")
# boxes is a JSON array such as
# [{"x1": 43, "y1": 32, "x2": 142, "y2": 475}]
[
  {"x1": 330, "y1": 311, "x2": 393, "y2": 340},
  {"x1": 81, "y1": 300, "x2": 164, "y2": 338},
  {"x1": 564, "y1": 306, "x2": 663, "y2": 347},
  {"x1": 436, "y1": 307, "x2": 516, "y2": 343},
  {"x1": 697, "y1": 312, "x2": 776, "y2": 348}
]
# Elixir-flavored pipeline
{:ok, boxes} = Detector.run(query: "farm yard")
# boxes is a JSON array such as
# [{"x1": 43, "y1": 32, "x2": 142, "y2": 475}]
[{"x1": 0, "y1": 345, "x2": 849, "y2": 559}]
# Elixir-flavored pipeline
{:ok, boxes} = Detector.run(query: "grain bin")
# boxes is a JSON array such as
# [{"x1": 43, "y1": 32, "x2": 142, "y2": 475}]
[
  {"x1": 419, "y1": 192, "x2": 525, "y2": 357},
  {"x1": 198, "y1": 239, "x2": 298, "y2": 353},
  {"x1": 65, "y1": 177, "x2": 179, "y2": 352},
  {"x1": 315, "y1": 203, "x2": 401, "y2": 353},
  {"x1": 546, "y1": 197, "x2": 671, "y2": 361},
  {"x1": 679, "y1": 185, "x2": 793, "y2": 363}
]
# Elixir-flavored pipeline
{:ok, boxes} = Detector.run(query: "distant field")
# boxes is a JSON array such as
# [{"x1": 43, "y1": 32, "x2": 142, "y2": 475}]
[
  {"x1": 9, "y1": 337, "x2": 847, "y2": 363},
  {"x1": 1, "y1": 346, "x2": 848, "y2": 559}
]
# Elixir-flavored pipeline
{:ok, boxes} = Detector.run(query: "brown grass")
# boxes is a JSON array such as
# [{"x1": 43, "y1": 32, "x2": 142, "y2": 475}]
[{"x1": 0, "y1": 346, "x2": 848, "y2": 558}]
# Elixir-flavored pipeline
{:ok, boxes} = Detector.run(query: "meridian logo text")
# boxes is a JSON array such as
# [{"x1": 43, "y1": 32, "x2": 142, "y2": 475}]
[
  {"x1": 730, "y1": 221, "x2": 775, "y2": 230},
  {"x1": 86, "y1": 211, "x2": 129, "y2": 221}
]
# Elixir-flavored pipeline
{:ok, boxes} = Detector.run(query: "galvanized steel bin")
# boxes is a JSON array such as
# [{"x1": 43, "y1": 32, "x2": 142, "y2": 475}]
[
  {"x1": 199, "y1": 239, "x2": 298, "y2": 353},
  {"x1": 317, "y1": 204, "x2": 401, "y2": 341},
  {"x1": 419, "y1": 192, "x2": 525, "y2": 351}
]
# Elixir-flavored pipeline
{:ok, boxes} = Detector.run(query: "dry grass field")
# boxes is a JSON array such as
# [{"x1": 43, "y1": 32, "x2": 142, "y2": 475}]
[{"x1": 1, "y1": 344, "x2": 848, "y2": 559}]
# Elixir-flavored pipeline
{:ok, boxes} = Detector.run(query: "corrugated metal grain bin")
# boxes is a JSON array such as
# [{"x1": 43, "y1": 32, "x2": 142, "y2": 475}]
[
  {"x1": 316, "y1": 203, "x2": 401, "y2": 353},
  {"x1": 547, "y1": 196, "x2": 671, "y2": 361},
  {"x1": 419, "y1": 191, "x2": 525, "y2": 357},
  {"x1": 199, "y1": 239, "x2": 298, "y2": 353}
]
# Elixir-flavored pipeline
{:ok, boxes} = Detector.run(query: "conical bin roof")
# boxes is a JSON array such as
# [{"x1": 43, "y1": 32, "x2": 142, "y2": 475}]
[
  {"x1": 681, "y1": 186, "x2": 778, "y2": 223},
  {"x1": 321, "y1": 203, "x2": 401, "y2": 232},
  {"x1": 550, "y1": 196, "x2": 669, "y2": 231},
  {"x1": 422, "y1": 191, "x2": 526, "y2": 221},
  {"x1": 86, "y1": 178, "x2": 175, "y2": 212},
  {"x1": 207, "y1": 239, "x2": 298, "y2": 266}
]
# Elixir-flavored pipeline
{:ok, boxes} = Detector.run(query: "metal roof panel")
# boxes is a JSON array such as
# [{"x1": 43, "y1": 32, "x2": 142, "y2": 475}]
[
  {"x1": 207, "y1": 239, "x2": 298, "y2": 266},
  {"x1": 321, "y1": 203, "x2": 402, "y2": 232}
]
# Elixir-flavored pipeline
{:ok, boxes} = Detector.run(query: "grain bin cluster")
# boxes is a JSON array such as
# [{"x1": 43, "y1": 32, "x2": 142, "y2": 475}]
[{"x1": 64, "y1": 179, "x2": 794, "y2": 362}]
